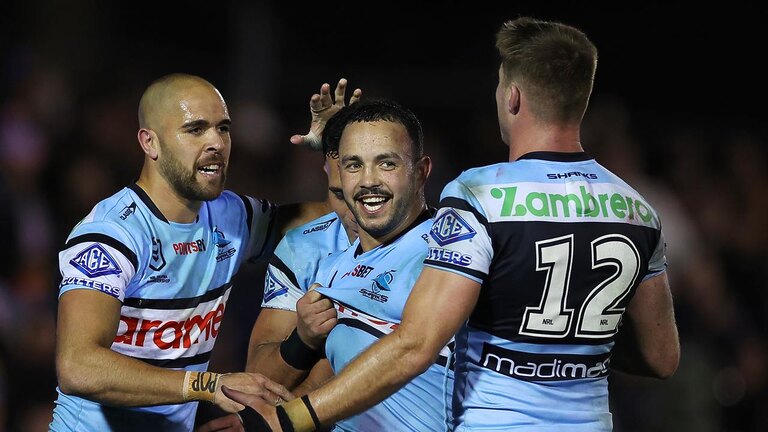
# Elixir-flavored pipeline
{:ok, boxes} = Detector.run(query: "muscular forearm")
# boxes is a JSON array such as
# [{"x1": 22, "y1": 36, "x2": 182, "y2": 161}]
[
  {"x1": 246, "y1": 342, "x2": 310, "y2": 389},
  {"x1": 57, "y1": 344, "x2": 188, "y2": 406},
  {"x1": 308, "y1": 330, "x2": 432, "y2": 426}
]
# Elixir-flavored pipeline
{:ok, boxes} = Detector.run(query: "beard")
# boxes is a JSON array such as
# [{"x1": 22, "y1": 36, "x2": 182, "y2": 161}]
[
  {"x1": 346, "y1": 186, "x2": 411, "y2": 240},
  {"x1": 158, "y1": 150, "x2": 226, "y2": 202}
]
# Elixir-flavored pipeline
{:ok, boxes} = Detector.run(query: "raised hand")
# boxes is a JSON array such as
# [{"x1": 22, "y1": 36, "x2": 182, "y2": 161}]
[{"x1": 290, "y1": 78, "x2": 362, "y2": 150}]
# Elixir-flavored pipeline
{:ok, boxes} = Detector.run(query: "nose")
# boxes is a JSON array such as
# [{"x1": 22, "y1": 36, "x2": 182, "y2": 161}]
[
  {"x1": 205, "y1": 129, "x2": 227, "y2": 153},
  {"x1": 358, "y1": 165, "x2": 381, "y2": 189}
]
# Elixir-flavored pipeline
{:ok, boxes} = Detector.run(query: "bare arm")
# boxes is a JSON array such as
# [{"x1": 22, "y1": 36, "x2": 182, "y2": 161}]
[
  {"x1": 56, "y1": 289, "x2": 187, "y2": 406},
  {"x1": 612, "y1": 271, "x2": 680, "y2": 378},
  {"x1": 247, "y1": 288, "x2": 337, "y2": 391},
  {"x1": 56, "y1": 289, "x2": 291, "y2": 411},
  {"x1": 227, "y1": 268, "x2": 481, "y2": 430},
  {"x1": 246, "y1": 309, "x2": 307, "y2": 389}
]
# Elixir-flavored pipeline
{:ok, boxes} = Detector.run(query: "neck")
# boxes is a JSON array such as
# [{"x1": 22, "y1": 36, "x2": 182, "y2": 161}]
[
  {"x1": 136, "y1": 167, "x2": 201, "y2": 223},
  {"x1": 506, "y1": 120, "x2": 584, "y2": 162}
]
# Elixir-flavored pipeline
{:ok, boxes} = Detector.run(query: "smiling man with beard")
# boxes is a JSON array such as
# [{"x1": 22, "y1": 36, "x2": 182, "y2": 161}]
[{"x1": 50, "y1": 73, "x2": 310, "y2": 432}]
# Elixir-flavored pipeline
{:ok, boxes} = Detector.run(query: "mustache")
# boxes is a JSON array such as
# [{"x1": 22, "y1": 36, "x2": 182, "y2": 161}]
[{"x1": 353, "y1": 187, "x2": 391, "y2": 201}]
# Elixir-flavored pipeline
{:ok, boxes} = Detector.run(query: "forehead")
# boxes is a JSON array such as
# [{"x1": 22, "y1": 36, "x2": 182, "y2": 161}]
[
  {"x1": 338, "y1": 121, "x2": 412, "y2": 159},
  {"x1": 166, "y1": 84, "x2": 229, "y2": 126}
]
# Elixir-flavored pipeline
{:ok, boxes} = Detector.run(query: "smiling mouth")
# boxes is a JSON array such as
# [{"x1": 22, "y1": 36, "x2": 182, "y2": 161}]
[{"x1": 359, "y1": 195, "x2": 389, "y2": 212}]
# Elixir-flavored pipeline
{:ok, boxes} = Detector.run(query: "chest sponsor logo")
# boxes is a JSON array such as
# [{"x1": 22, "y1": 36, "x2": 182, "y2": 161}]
[
  {"x1": 149, "y1": 237, "x2": 166, "y2": 271},
  {"x1": 173, "y1": 239, "x2": 207, "y2": 255},
  {"x1": 430, "y1": 209, "x2": 476, "y2": 246},
  {"x1": 70, "y1": 244, "x2": 122, "y2": 278},
  {"x1": 60, "y1": 276, "x2": 121, "y2": 298},
  {"x1": 427, "y1": 248, "x2": 472, "y2": 266},
  {"x1": 115, "y1": 303, "x2": 225, "y2": 350},
  {"x1": 120, "y1": 202, "x2": 137, "y2": 220},
  {"x1": 303, "y1": 217, "x2": 337, "y2": 235},
  {"x1": 343, "y1": 264, "x2": 374, "y2": 279},
  {"x1": 480, "y1": 343, "x2": 611, "y2": 382}
]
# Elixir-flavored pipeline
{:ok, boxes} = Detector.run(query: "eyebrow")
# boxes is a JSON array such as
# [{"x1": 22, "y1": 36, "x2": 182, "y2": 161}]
[
  {"x1": 181, "y1": 118, "x2": 231, "y2": 129},
  {"x1": 340, "y1": 151, "x2": 405, "y2": 164}
]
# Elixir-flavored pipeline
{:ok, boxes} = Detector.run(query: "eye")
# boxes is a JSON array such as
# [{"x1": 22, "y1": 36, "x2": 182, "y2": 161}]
[
  {"x1": 344, "y1": 162, "x2": 362, "y2": 172},
  {"x1": 218, "y1": 124, "x2": 230, "y2": 133},
  {"x1": 380, "y1": 161, "x2": 396, "y2": 170},
  {"x1": 189, "y1": 127, "x2": 204, "y2": 135}
]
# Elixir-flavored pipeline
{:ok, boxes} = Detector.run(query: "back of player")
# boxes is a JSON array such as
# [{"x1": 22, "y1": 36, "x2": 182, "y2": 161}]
[{"x1": 425, "y1": 152, "x2": 665, "y2": 431}]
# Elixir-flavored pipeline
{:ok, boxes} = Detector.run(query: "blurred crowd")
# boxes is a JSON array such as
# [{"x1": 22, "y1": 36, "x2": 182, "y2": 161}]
[{"x1": 2, "y1": 16, "x2": 768, "y2": 432}]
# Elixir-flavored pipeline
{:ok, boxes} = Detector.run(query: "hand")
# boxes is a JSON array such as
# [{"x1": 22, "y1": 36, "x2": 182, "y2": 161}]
[
  {"x1": 296, "y1": 284, "x2": 337, "y2": 349},
  {"x1": 214, "y1": 373, "x2": 295, "y2": 413},
  {"x1": 222, "y1": 386, "x2": 282, "y2": 432},
  {"x1": 196, "y1": 413, "x2": 245, "y2": 432},
  {"x1": 290, "y1": 78, "x2": 362, "y2": 150}
]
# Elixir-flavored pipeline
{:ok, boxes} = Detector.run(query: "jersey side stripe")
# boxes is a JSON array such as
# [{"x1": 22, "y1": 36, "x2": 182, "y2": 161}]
[
  {"x1": 439, "y1": 197, "x2": 489, "y2": 228},
  {"x1": 268, "y1": 254, "x2": 300, "y2": 289},
  {"x1": 123, "y1": 282, "x2": 231, "y2": 310},
  {"x1": 65, "y1": 233, "x2": 138, "y2": 270},
  {"x1": 237, "y1": 193, "x2": 254, "y2": 234}
]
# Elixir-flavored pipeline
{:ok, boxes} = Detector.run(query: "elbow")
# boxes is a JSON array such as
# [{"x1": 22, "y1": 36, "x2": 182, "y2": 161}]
[
  {"x1": 396, "y1": 333, "x2": 436, "y2": 377},
  {"x1": 56, "y1": 351, "x2": 95, "y2": 396},
  {"x1": 649, "y1": 345, "x2": 681, "y2": 380}
]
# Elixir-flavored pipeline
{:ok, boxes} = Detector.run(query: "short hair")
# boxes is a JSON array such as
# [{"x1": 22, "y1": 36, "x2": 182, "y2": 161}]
[
  {"x1": 496, "y1": 17, "x2": 598, "y2": 124},
  {"x1": 322, "y1": 99, "x2": 424, "y2": 161}
]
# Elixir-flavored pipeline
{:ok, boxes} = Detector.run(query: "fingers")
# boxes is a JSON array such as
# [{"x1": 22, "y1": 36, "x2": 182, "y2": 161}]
[
  {"x1": 221, "y1": 385, "x2": 255, "y2": 406},
  {"x1": 308, "y1": 282, "x2": 322, "y2": 291},
  {"x1": 349, "y1": 88, "x2": 362, "y2": 105},
  {"x1": 333, "y1": 78, "x2": 348, "y2": 105},
  {"x1": 262, "y1": 380, "x2": 295, "y2": 402}
]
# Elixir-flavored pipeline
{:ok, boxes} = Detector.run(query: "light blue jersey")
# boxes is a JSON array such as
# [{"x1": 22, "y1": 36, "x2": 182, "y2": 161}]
[
  {"x1": 261, "y1": 212, "x2": 351, "y2": 311},
  {"x1": 315, "y1": 211, "x2": 454, "y2": 432},
  {"x1": 424, "y1": 152, "x2": 667, "y2": 431},
  {"x1": 50, "y1": 183, "x2": 276, "y2": 432}
]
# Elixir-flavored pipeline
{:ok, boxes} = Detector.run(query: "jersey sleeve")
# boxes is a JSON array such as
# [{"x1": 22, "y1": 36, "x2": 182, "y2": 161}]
[
  {"x1": 238, "y1": 195, "x2": 279, "y2": 263},
  {"x1": 260, "y1": 236, "x2": 304, "y2": 311},
  {"x1": 643, "y1": 229, "x2": 668, "y2": 280},
  {"x1": 58, "y1": 222, "x2": 139, "y2": 302},
  {"x1": 424, "y1": 178, "x2": 494, "y2": 284}
]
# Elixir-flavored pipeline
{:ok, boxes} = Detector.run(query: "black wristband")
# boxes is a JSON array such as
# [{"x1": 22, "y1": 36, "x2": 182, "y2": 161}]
[
  {"x1": 301, "y1": 395, "x2": 322, "y2": 430},
  {"x1": 276, "y1": 405, "x2": 297, "y2": 432},
  {"x1": 239, "y1": 406, "x2": 273, "y2": 431},
  {"x1": 279, "y1": 328, "x2": 322, "y2": 370}
]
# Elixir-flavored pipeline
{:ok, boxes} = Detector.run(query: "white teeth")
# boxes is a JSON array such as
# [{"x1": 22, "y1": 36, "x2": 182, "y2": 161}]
[
  {"x1": 198, "y1": 164, "x2": 220, "y2": 173},
  {"x1": 360, "y1": 196, "x2": 387, "y2": 212},
  {"x1": 361, "y1": 197, "x2": 385, "y2": 204}
]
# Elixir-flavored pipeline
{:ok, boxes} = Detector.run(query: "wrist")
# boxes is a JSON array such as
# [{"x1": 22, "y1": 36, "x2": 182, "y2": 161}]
[
  {"x1": 182, "y1": 371, "x2": 221, "y2": 403},
  {"x1": 278, "y1": 395, "x2": 321, "y2": 432},
  {"x1": 280, "y1": 328, "x2": 323, "y2": 370}
]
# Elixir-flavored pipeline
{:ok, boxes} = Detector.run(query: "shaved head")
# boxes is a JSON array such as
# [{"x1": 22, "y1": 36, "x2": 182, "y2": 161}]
[{"x1": 138, "y1": 73, "x2": 224, "y2": 130}]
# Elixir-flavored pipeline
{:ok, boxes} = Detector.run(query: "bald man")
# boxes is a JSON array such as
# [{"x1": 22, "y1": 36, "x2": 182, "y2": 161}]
[{"x1": 50, "y1": 73, "x2": 325, "y2": 431}]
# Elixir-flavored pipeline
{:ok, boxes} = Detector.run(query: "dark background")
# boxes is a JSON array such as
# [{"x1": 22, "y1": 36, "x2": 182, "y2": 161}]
[{"x1": 1, "y1": 1, "x2": 767, "y2": 431}]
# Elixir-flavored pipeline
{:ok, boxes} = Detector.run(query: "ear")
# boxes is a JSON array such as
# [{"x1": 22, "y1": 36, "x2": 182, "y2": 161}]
[
  {"x1": 508, "y1": 84, "x2": 521, "y2": 115},
  {"x1": 415, "y1": 155, "x2": 432, "y2": 187},
  {"x1": 138, "y1": 128, "x2": 159, "y2": 160}
]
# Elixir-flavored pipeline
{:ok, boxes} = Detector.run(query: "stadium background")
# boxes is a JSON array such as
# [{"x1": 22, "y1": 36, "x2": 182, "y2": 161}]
[{"x1": 0, "y1": 1, "x2": 766, "y2": 431}]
